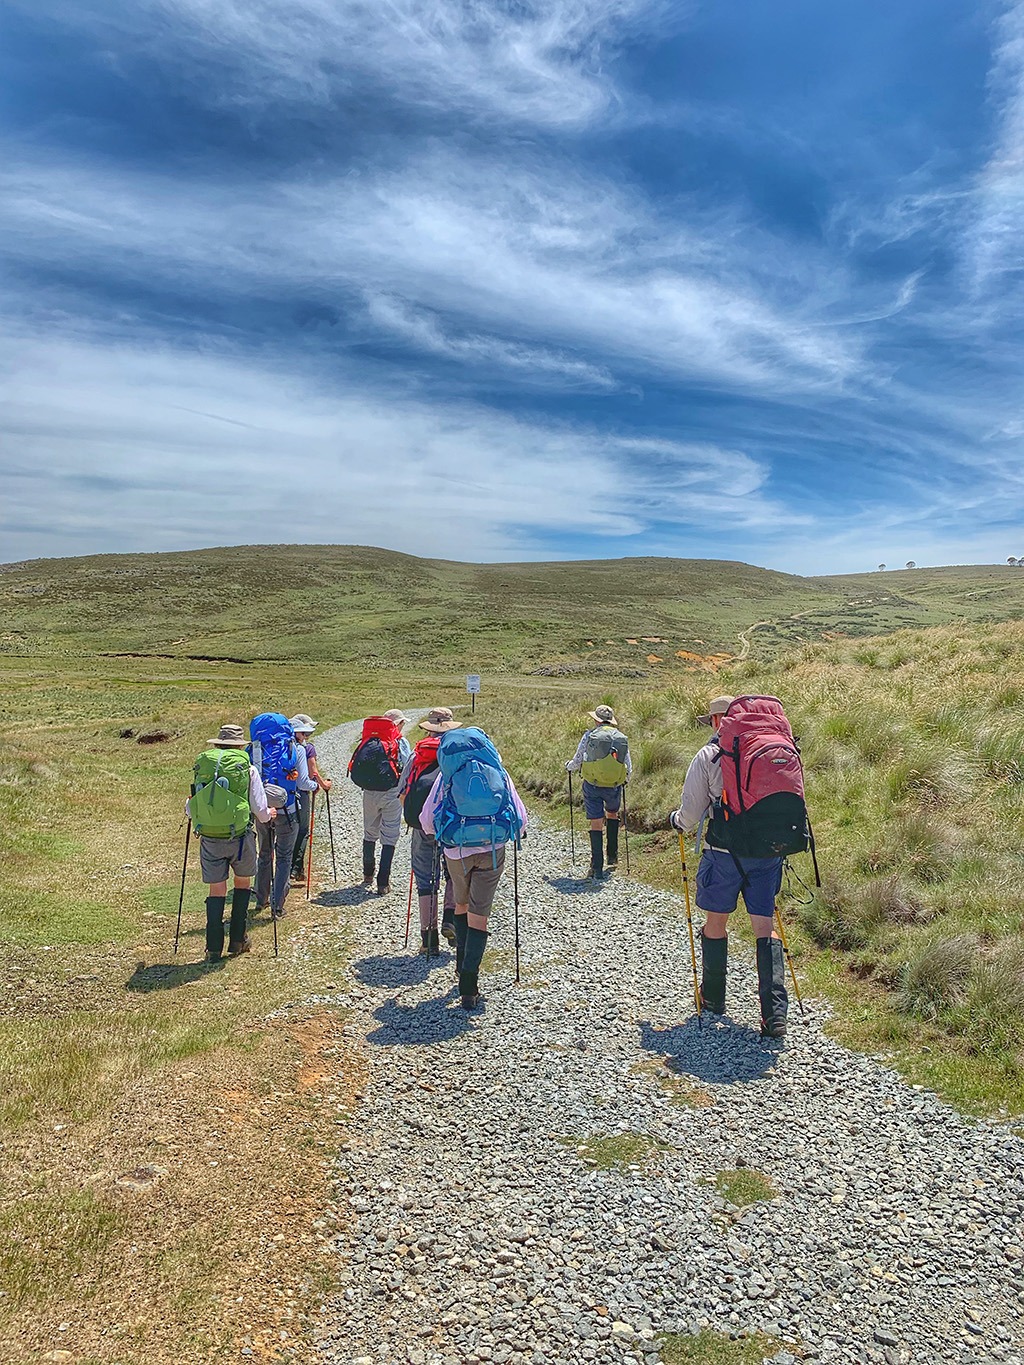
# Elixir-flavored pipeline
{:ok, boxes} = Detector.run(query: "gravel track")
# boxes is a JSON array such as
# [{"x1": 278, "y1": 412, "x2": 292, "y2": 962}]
[{"x1": 310, "y1": 718, "x2": 1024, "y2": 1365}]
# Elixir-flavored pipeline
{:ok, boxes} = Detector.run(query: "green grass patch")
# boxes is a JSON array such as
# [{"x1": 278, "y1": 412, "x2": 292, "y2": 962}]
[
  {"x1": 714, "y1": 1168, "x2": 778, "y2": 1208},
  {"x1": 659, "y1": 1330, "x2": 786, "y2": 1364},
  {"x1": 563, "y1": 1133, "x2": 673, "y2": 1172}
]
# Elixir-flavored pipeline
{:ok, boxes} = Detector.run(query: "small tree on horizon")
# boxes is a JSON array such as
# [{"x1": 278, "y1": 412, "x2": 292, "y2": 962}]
[
  {"x1": 1009, "y1": 557, "x2": 1018, "y2": 566},
  {"x1": 906, "y1": 560, "x2": 916, "y2": 569},
  {"x1": 877, "y1": 563, "x2": 886, "y2": 571}
]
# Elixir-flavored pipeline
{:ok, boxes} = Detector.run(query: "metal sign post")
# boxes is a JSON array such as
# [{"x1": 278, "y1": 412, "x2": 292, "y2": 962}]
[{"x1": 466, "y1": 674, "x2": 481, "y2": 715}]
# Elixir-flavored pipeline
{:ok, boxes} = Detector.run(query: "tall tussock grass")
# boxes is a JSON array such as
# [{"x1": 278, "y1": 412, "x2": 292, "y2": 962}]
[{"x1": 483, "y1": 619, "x2": 1024, "y2": 1071}]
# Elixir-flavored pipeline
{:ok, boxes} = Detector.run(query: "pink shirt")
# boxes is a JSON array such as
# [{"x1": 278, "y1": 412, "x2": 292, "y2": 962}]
[{"x1": 421, "y1": 770, "x2": 528, "y2": 858}]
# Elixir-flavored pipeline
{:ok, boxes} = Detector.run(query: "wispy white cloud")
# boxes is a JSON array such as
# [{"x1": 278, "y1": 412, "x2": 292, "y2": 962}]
[{"x1": 968, "y1": 1, "x2": 1024, "y2": 289}]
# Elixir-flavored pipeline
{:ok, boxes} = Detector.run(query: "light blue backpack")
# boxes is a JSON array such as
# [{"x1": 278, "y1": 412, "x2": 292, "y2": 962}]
[{"x1": 436, "y1": 728, "x2": 522, "y2": 863}]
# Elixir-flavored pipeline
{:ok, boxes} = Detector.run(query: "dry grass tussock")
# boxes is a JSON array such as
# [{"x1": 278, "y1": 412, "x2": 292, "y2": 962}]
[{"x1": 486, "y1": 620, "x2": 1024, "y2": 1109}]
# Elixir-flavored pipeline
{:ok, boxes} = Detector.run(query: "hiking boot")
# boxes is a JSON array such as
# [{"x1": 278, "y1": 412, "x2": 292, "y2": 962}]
[
  {"x1": 377, "y1": 882, "x2": 392, "y2": 897},
  {"x1": 418, "y1": 930, "x2": 430, "y2": 955},
  {"x1": 271, "y1": 906, "x2": 286, "y2": 921},
  {"x1": 204, "y1": 950, "x2": 223, "y2": 963},
  {"x1": 228, "y1": 935, "x2": 251, "y2": 957},
  {"x1": 756, "y1": 936, "x2": 789, "y2": 1039},
  {"x1": 290, "y1": 869, "x2": 305, "y2": 885},
  {"x1": 460, "y1": 991, "x2": 484, "y2": 1010},
  {"x1": 441, "y1": 920, "x2": 457, "y2": 946},
  {"x1": 427, "y1": 928, "x2": 440, "y2": 955},
  {"x1": 700, "y1": 932, "x2": 728, "y2": 1015}
]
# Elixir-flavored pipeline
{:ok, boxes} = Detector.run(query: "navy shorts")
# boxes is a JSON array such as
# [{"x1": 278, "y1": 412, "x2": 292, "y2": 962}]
[
  {"x1": 582, "y1": 780, "x2": 623, "y2": 820},
  {"x1": 695, "y1": 848, "x2": 783, "y2": 917}
]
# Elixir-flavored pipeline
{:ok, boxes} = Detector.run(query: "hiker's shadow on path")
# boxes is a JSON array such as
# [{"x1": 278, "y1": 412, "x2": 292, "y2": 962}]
[
  {"x1": 545, "y1": 875, "x2": 605, "y2": 896},
  {"x1": 126, "y1": 959, "x2": 226, "y2": 992},
  {"x1": 316, "y1": 886, "x2": 380, "y2": 909},
  {"x1": 353, "y1": 952, "x2": 452, "y2": 990},
  {"x1": 638, "y1": 1018, "x2": 778, "y2": 1085},
  {"x1": 367, "y1": 995, "x2": 473, "y2": 1047}
]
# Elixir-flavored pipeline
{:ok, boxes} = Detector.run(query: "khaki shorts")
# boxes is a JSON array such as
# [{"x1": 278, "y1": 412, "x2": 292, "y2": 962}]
[
  {"x1": 199, "y1": 829, "x2": 257, "y2": 883},
  {"x1": 445, "y1": 846, "x2": 506, "y2": 918}
]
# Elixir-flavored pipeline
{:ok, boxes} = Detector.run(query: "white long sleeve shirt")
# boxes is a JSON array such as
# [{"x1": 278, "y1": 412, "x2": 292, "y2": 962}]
[{"x1": 672, "y1": 737, "x2": 722, "y2": 840}]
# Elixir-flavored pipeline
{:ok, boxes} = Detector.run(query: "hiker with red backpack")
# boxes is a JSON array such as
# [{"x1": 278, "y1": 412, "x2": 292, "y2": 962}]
[
  {"x1": 349, "y1": 709, "x2": 411, "y2": 895},
  {"x1": 250, "y1": 713, "x2": 316, "y2": 921},
  {"x1": 186, "y1": 723, "x2": 277, "y2": 961},
  {"x1": 565, "y1": 703, "x2": 632, "y2": 879},
  {"x1": 421, "y1": 727, "x2": 528, "y2": 1009},
  {"x1": 397, "y1": 707, "x2": 460, "y2": 954},
  {"x1": 670, "y1": 695, "x2": 811, "y2": 1040}
]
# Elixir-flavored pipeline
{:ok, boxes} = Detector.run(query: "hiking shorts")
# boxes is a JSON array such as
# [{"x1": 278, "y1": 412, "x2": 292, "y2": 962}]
[
  {"x1": 199, "y1": 830, "x2": 257, "y2": 883},
  {"x1": 445, "y1": 846, "x2": 506, "y2": 918},
  {"x1": 362, "y1": 788, "x2": 402, "y2": 846},
  {"x1": 695, "y1": 847, "x2": 783, "y2": 918},
  {"x1": 581, "y1": 780, "x2": 623, "y2": 820}
]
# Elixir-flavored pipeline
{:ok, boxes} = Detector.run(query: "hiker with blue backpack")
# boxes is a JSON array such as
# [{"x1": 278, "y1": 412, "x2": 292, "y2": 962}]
[
  {"x1": 670, "y1": 695, "x2": 811, "y2": 1039},
  {"x1": 349, "y1": 710, "x2": 412, "y2": 895},
  {"x1": 397, "y1": 707, "x2": 460, "y2": 955},
  {"x1": 421, "y1": 727, "x2": 527, "y2": 1009},
  {"x1": 565, "y1": 703, "x2": 632, "y2": 880},
  {"x1": 250, "y1": 713, "x2": 317, "y2": 921},
  {"x1": 186, "y1": 723, "x2": 277, "y2": 961}
]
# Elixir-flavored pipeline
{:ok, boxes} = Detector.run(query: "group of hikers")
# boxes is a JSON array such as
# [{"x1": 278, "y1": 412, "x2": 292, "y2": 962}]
[{"x1": 186, "y1": 692, "x2": 812, "y2": 1036}]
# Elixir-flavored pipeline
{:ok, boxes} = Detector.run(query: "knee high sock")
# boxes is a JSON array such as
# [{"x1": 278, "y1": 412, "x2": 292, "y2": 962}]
[
  {"x1": 606, "y1": 819, "x2": 619, "y2": 866},
  {"x1": 205, "y1": 895, "x2": 226, "y2": 959},
  {"x1": 459, "y1": 926, "x2": 488, "y2": 996},
  {"x1": 362, "y1": 839, "x2": 376, "y2": 880},
  {"x1": 377, "y1": 843, "x2": 396, "y2": 887},
  {"x1": 589, "y1": 829, "x2": 604, "y2": 876},
  {"x1": 229, "y1": 887, "x2": 251, "y2": 946},
  {"x1": 454, "y1": 914, "x2": 469, "y2": 971}
]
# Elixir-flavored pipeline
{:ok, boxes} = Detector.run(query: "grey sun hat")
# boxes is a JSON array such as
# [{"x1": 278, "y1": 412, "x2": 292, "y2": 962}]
[
  {"x1": 209, "y1": 723, "x2": 248, "y2": 748},
  {"x1": 588, "y1": 704, "x2": 619, "y2": 727},
  {"x1": 383, "y1": 709, "x2": 411, "y2": 728},
  {"x1": 289, "y1": 713, "x2": 317, "y2": 734},
  {"x1": 264, "y1": 783, "x2": 288, "y2": 809},
  {"x1": 696, "y1": 696, "x2": 735, "y2": 726},
  {"x1": 419, "y1": 706, "x2": 462, "y2": 734}
]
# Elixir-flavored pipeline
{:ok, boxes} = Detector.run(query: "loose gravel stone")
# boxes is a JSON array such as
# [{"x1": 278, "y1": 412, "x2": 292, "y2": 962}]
[{"x1": 311, "y1": 716, "x2": 1024, "y2": 1365}]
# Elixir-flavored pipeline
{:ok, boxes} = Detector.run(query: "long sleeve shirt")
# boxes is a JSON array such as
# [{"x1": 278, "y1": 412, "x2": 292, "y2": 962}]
[
  {"x1": 672, "y1": 737, "x2": 722, "y2": 840},
  {"x1": 565, "y1": 728, "x2": 633, "y2": 779},
  {"x1": 421, "y1": 771, "x2": 529, "y2": 858}
]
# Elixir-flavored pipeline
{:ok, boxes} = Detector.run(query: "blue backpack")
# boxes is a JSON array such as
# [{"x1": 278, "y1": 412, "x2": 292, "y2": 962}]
[
  {"x1": 249, "y1": 713, "x2": 299, "y2": 800},
  {"x1": 436, "y1": 728, "x2": 522, "y2": 861}
]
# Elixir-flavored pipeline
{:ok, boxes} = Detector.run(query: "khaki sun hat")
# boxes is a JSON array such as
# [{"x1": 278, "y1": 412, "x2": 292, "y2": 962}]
[
  {"x1": 588, "y1": 703, "x2": 619, "y2": 727},
  {"x1": 696, "y1": 696, "x2": 735, "y2": 726},
  {"x1": 419, "y1": 706, "x2": 461, "y2": 733},
  {"x1": 209, "y1": 723, "x2": 248, "y2": 747},
  {"x1": 290, "y1": 713, "x2": 317, "y2": 733},
  {"x1": 383, "y1": 709, "x2": 411, "y2": 728}
]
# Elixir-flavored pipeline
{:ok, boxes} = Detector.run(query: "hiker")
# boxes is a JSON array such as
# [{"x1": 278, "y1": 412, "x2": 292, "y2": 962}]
[
  {"x1": 398, "y1": 707, "x2": 461, "y2": 954},
  {"x1": 187, "y1": 723, "x2": 277, "y2": 962},
  {"x1": 421, "y1": 727, "x2": 527, "y2": 1009},
  {"x1": 670, "y1": 695, "x2": 805, "y2": 1039},
  {"x1": 250, "y1": 712, "x2": 316, "y2": 921},
  {"x1": 349, "y1": 709, "x2": 411, "y2": 895},
  {"x1": 565, "y1": 703, "x2": 632, "y2": 879},
  {"x1": 289, "y1": 714, "x2": 333, "y2": 884}
]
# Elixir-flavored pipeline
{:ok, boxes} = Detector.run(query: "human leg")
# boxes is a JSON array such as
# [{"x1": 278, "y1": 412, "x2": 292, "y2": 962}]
[
  {"x1": 255, "y1": 821, "x2": 274, "y2": 909},
  {"x1": 411, "y1": 829, "x2": 437, "y2": 950},
  {"x1": 740, "y1": 858, "x2": 788, "y2": 1037},
  {"x1": 362, "y1": 792, "x2": 383, "y2": 883},
  {"x1": 271, "y1": 813, "x2": 300, "y2": 917},
  {"x1": 228, "y1": 832, "x2": 257, "y2": 951},
  {"x1": 376, "y1": 792, "x2": 402, "y2": 894},
  {"x1": 291, "y1": 790, "x2": 311, "y2": 880},
  {"x1": 695, "y1": 850, "x2": 743, "y2": 1014},
  {"x1": 199, "y1": 837, "x2": 234, "y2": 960},
  {"x1": 459, "y1": 849, "x2": 505, "y2": 1006}
]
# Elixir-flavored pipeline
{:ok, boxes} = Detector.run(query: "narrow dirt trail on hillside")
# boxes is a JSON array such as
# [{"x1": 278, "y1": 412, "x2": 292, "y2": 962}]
[{"x1": 309, "y1": 719, "x2": 1024, "y2": 1365}]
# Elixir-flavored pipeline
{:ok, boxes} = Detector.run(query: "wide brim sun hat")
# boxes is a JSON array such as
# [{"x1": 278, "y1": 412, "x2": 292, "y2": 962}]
[
  {"x1": 290, "y1": 713, "x2": 317, "y2": 733},
  {"x1": 696, "y1": 696, "x2": 735, "y2": 726},
  {"x1": 420, "y1": 707, "x2": 462, "y2": 733},
  {"x1": 384, "y1": 709, "x2": 412, "y2": 728},
  {"x1": 209, "y1": 723, "x2": 248, "y2": 747},
  {"x1": 588, "y1": 705, "x2": 619, "y2": 727}
]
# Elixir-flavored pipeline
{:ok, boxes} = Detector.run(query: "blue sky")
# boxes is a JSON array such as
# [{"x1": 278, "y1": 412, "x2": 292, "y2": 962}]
[{"x1": 2, "y1": 0, "x2": 1023, "y2": 572}]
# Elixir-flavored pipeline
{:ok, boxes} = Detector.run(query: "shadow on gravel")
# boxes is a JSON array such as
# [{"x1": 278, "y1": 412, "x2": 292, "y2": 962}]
[
  {"x1": 126, "y1": 959, "x2": 226, "y2": 991},
  {"x1": 353, "y1": 952, "x2": 452, "y2": 990},
  {"x1": 544, "y1": 875, "x2": 606, "y2": 895},
  {"x1": 367, "y1": 995, "x2": 473, "y2": 1047},
  {"x1": 316, "y1": 885, "x2": 381, "y2": 909},
  {"x1": 638, "y1": 1019, "x2": 778, "y2": 1085}
]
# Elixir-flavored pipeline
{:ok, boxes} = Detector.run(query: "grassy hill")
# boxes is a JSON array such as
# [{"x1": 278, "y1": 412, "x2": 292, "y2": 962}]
[{"x1": 3, "y1": 545, "x2": 1024, "y2": 670}]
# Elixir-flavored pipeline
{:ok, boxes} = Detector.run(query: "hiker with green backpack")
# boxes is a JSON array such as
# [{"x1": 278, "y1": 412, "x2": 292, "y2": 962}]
[
  {"x1": 186, "y1": 723, "x2": 277, "y2": 962},
  {"x1": 565, "y1": 703, "x2": 632, "y2": 880}
]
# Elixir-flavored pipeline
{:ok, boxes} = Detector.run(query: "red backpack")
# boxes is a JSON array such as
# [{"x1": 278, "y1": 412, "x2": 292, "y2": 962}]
[
  {"x1": 708, "y1": 696, "x2": 810, "y2": 858},
  {"x1": 348, "y1": 717, "x2": 403, "y2": 791}
]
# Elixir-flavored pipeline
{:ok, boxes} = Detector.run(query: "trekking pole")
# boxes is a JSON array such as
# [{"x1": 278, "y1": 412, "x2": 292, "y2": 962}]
[
  {"x1": 677, "y1": 831, "x2": 703, "y2": 1027},
  {"x1": 174, "y1": 819, "x2": 191, "y2": 954},
  {"x1": 513, "y1": 840, "x2": 521, "y2": 984},
  {"x1": 305, "y1": 795, "x2": 316, "y2": 901},
  {"x1": 621, "y1": 786, "x2": 631, "y2": 874},
  {"x1": 567, "y1": 771, "x2": 576, "y2": 864},
  {"x1": 325, "y1": 788, "x2": 338, "y2": 882},
  {"x1": 404, "y1": 867, "x2": 414, "y2": 949},
  {"x1": 269, "y1": 832, "x2": 278, "y2": 957},
  {"x1": 774, "y1": 906, "x2": 805, "y2": 1016}
]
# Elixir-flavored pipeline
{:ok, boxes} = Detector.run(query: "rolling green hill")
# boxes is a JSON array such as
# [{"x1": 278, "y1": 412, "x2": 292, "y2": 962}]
[{"x1": 2, "y1": 545, "x2": 1023, "y2": 670}]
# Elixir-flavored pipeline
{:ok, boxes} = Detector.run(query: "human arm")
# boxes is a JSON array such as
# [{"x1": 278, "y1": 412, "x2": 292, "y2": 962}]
[
  {"x1": 307, "y1": 745, "x2": 332, "y2": 792},
  {"x1": 420, "y1": 772, "x2": 444, "y2": 837},
  {"x1": 565, "y1": 734, "x2": 588, "y2": 773},
  {"x1": 669, "y1": 743, "x2": 716, "y2": 834},
  {"x1": 506, "y1": 776, "x2": 529, "y2": 836},
  {"x1": 249, "y1": 766, "x2": 276, "y2": 823},
  {"x1": 396, "y1": 752, "x2": 415, "y2": 798},
  {"x1": 295, "y1": 744, "x2": 317, "y2": 793},
  {"x1": 398, "y1": 736, "x2": 412, "y2": 767}
]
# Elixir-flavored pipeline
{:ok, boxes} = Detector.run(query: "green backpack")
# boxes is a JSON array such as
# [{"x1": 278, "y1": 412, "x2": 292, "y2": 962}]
[
  {"x1": 581, "y1": 725, "x2": 630, "y2": 787},
  {"x1": 187, "y1": 748, "x2": 251, "y2": 838}
]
